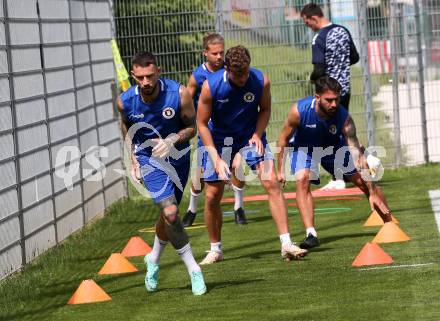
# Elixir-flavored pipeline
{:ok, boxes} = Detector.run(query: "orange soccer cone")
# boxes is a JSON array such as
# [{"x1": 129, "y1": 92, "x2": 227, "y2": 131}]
[
  {"x1": 352, "y1": 242, "x2": 393, "y2": 267},
  {"x1": 67, "y1": 279, "x2": 111, "y2": 304},
  {"x1": 364, "y1": 210, "x2": 399, "y2": 227},
  {"x1": 121, "y1": 236, "x2": 152, "y2": 257},
  {"x1": 98, "y1": 253, "x2": 138, "y2": 275},
  {"x1": 372, "y1": 222, "x2": 410, "y2": 243}
]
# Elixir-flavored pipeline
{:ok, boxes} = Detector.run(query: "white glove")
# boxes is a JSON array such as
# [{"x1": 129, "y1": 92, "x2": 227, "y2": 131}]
[{"x1": 366, "y1": 154, "x2": 383, "y2": 179}]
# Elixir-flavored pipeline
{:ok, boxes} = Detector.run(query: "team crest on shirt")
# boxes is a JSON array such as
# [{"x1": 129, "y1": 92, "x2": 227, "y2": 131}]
[
  {"x1": 162, "y1": 107, "x2": 175, "y2": 119},
  {"x1": 329, "y1": 124, "x2": 337, "y2": 135},
  {"x1": 243, "y1": 92, "x2": 255, "y2": 103}
]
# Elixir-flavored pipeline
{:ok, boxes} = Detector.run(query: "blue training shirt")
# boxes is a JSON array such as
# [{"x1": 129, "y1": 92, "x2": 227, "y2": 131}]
[
  {"x1": 120, "y1": 78, "x2": 190, "y2": 159},
  {"x1": 191, "y1": 63, "x2": 224, "y2": 111},
  {"x1": 207, "y1": 68, "x2": 265, "y2": 150},
  {"x1": 289, "y1": 96, "x2": 349, "y2": 148}
]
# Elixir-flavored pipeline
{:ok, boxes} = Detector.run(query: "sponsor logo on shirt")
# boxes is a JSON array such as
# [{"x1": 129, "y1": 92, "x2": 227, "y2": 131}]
[
  {"x1": 306, "y1": 124, "x2": 317, "y2": 128},
  {"x1": 162, "y1": 107, "x2": 175, "y2": 119},
  {"x1": 217, "y1": 98, "x2": 229, "y2": 103},
  {"x1": 133, "y1": 114, "x2": 144, "y2": 119},
  {"x1": 244, "y1": 92, "x2": 255, "y2": 102}
]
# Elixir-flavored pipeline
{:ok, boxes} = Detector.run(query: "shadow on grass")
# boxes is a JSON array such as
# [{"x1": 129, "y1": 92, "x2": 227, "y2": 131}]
[
  {"x1": 319, "y1": 232, "x2": 376, "y2": 245},
  {"x1": 4, "y1": 303, "x2": 67, "y2": 321},
  {"x1": 205, "y1": 278, "x2": 264, "y2": 292}
]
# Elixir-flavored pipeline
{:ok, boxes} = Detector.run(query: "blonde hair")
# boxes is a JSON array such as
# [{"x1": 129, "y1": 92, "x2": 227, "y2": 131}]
[{"x1": 202, "y1": 33, "x2": 224, "y2": 50}]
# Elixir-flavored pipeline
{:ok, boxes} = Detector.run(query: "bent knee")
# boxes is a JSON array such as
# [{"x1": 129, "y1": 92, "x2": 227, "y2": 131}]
[
  {"x1": 163, "y1": 204, "x2": 178, "y2": 224},
  {"x1": 261, "y1": 177, "x2": 281, "y2": 194}
]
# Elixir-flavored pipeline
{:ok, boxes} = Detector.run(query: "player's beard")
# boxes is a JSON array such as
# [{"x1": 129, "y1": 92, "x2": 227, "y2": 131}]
[
  {"x1": 141, "y1": 83, "x2": 157, "y2": 97},
  {"x1": 319, "y1": 103, "x2": 336, "y2": 118}
]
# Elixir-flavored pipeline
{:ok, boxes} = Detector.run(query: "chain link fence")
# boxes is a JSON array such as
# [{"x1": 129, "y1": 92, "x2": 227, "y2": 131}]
[
  {"x1": 0, "y1": 0, "x2": 126, "y2": 279},
  {"x1": 114, "y1": 0, "x2": 440, "y2": 168}
]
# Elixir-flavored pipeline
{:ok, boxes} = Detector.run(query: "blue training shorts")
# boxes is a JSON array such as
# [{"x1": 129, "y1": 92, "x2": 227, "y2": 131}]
[
  {"x1": 137, "y1": 154, "x2": 190, "y2": 204},
  {"x1": 196, "y1": 135, "x2": 208, "y2": 168},
  {"x1": 203, "y1": 138, "x2": 274, "y2": 182},
  {"x1": 290, "y1": 145, "x2": 358, "y2": 185}
]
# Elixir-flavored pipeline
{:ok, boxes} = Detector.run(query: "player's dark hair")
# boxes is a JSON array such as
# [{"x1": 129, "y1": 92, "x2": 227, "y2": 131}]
[
  {"x1": 225, "y1": 46, "x2": 251, "y2": 71},
  {"x1": 315, "y1": 76, "x2": 342, "y2": 95},
  {"x1": 300, "y1": 3, "x2": 324, "y2": 18},
  {"x1": 203, "y1": 33, "x2": 224, "y2": 50},
  {"x1": 131, "y1": 51, "x2": 157, "y2": 68}
]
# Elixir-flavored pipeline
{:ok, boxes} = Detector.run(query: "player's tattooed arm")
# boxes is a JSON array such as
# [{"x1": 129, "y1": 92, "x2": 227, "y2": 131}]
[
  {"x1": 175, "y1": 85, "x2": 197, "y2": 144},
  {"x1": 277, "y1": 104, "x2": 300, "y2": 186},
  {"x1": 343, "y1": 115, "x2": 366, "y2": 161},
  {"x1": 152, "y1": 86, "x2": 196, "y2": 158},
  {"x1": 343, "y1": 115, "x2": 374, "y2": 184}
]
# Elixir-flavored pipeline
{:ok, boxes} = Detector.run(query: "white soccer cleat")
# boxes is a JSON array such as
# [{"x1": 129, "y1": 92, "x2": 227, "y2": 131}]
[
  {"x1": 320, "y1": 179, "x2": 346, "y2": 190},
  {"x1": 281, "y1": 243, "x2": 308, "y2": 261},
  {"x1": 199, "y1": 251, "x2": 223, "y2": 265},
  {"x1": 366, "y1": 154, "x2": 383, "y2": 180}
]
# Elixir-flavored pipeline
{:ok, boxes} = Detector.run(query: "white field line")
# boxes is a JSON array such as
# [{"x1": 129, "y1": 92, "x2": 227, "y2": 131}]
[
  {"x1": 360, "y1": 263, "x2": 435, "y2": 271},
  {"x1": 429, "y1": 189, "x2": 440, "y2": 234}
]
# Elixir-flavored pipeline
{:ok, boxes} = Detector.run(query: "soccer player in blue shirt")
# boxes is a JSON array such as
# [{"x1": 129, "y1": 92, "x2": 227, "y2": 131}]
[
  {"x1": 117, "y1": 52, "x2": 206, "y2": 295},
  {"x1": 300, "y1": 3, "x2": 384, "y2": 192},
  {"x1": 277, "y1": 76, "x2": 392, "y2": 249},
  {"x1": 182, "y1": 33, "x2": 248, "y2": 227},
  {"x1": 197, "y1": 46, "x2": 308, "y2": 264}
]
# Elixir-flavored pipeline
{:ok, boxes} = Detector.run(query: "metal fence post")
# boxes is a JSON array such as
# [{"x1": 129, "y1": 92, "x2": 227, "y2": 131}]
[
  {"x1": 3, "y1": 0, "x2": 26, "y2": 268},
  {"x1": 414, "y1": 0, "x2": 429, "y2": 163},
  {"x1": 390, "y1": 0, "x2": 402, "y2": 166},
  {"x1": 36, "y1": 0, "x2": 59, "y2": 245},
  {"x1": 68, "y1": 0, "x2": 87, "y2": 227},
  {"x1": 356, "y1": 0, "x2": 376, "y2": 147},
  {"x1": 83, "y1": 0, "x2": 107, "y2": 209},
  {"x1": 215, "y1": 0, "x2": 224, "y2": 35}
]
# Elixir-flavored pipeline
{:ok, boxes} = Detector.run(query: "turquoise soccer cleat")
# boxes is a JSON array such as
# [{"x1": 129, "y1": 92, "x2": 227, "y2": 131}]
[
  {"x1": 190, "y1": 271, "x2": 207, "y2": 295},
  {"x1": 144, "y1": 253, "x2": 159, "y2": 292}
]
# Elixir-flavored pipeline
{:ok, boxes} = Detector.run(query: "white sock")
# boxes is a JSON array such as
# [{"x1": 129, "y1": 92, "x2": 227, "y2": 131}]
[
  {"x1": 279, "y1": 233, "x2": 292, "y2": 245},
  {"x1": 176, "y1": 243, "x2": 201, "y2": 275},
  {"x1": 232, "y1": 184, "x2": 244, "y2": 211},
  {"x1": 306, "y1": 227, "x2": 318, "y2": 237},
  {"x1": 210, "y1": 242, "x2": 222, "y2": 253},
  {"x1": 149, "y1": 235, "x2": 168, "y2": 264},
  {"x1": 187, "y1": 189, "x2": 200, "y2": 213}
]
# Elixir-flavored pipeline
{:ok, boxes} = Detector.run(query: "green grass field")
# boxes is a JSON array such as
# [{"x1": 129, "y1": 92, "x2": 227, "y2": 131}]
[{"x1": 1, "y1": 164, "x2": 440, "y2": 321}]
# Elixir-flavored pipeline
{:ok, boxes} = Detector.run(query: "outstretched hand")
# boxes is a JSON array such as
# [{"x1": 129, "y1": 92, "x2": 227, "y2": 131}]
[{"x1": 369, "y1": 192, "x2": 391, "y2": 220}]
